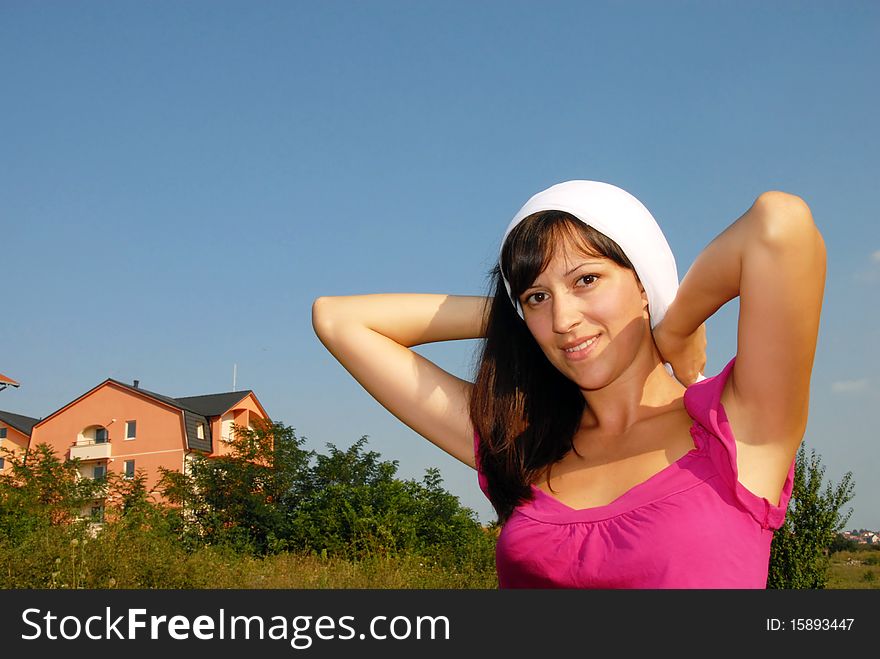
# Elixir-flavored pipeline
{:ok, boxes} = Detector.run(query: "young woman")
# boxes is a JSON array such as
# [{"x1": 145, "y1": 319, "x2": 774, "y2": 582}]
[{"x1": 311, "y1": 180, "x2": 826, "y2": 588}]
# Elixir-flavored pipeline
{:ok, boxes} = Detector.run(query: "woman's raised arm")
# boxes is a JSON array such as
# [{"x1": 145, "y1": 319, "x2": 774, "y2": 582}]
[
  {"x1": 655, "y1": 191, "x2": 826, "y2": 454},
  {"x1": 311, "y1": 294, "x2": 490, "y2": 468}
]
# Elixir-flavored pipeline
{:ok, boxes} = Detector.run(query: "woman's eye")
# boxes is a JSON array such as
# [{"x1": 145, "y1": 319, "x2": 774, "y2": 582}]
[
  {"x1": 579, "y1": 274, "x2": 598, "y2": 286},
  {"x1": 524, "y1": 291, "x2": 546, "y2": 305}
]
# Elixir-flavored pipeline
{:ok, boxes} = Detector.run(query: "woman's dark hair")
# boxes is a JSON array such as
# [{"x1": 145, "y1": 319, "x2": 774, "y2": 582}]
[{"x1": 470, "y1": 210, "x2": 636, "y2": 524}]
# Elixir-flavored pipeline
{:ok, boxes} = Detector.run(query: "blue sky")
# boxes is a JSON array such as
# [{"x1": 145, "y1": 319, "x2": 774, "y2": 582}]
[{"x1": 2, "y1": 1, "x2": 878, "y2": 530}]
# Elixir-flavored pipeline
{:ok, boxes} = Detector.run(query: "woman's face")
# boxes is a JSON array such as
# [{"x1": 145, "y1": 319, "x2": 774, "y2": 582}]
[{"x1": 519, "y1": 239, "x2": 651, "y2": 391}]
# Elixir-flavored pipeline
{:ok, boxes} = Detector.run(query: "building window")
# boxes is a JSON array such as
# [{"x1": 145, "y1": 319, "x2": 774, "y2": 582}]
[
  {"x1": 220, "y1": 412, "x2": 233, "y2": 442},
  {"x1": 0, "y1": 457, "x2": 5, "y2": 469},
  {"x1": 91, "y1": 505, "x2": 104, "y2": 522},
  {"x1": 125, "y1": 420, "x2": 136, "y2": 440},
  {"x1": 196, "y1": 423, "x2": 205, "y2": 440},
  {"x1": 124, "y1": 460, "x2": 135, "y2": 479},
  {"x1": 93, "y1": 464, "x2": 106, "y2": 480},
  {"x1": 95, "y1": 427, "x2": 108, "y2": 444},
  {"x1": 0, "y1": 427, "x2": 6, "y2": 438}
]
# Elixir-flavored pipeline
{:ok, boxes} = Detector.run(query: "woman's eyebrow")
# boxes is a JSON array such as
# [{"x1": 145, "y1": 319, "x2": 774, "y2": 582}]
[{"x1": 564, "y1": 261, "x2": 604, "y2": 276}]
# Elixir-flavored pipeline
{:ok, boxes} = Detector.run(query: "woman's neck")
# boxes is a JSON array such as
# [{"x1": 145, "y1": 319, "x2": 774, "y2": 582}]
[{"x1": 579, "y1": 352, "x2": 686, "y2": 437}]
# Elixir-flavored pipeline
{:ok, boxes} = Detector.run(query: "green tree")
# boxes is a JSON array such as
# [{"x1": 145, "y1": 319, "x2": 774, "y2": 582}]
[
  {"x1": 157, "y1": 423, "x2": 494, "y2": 567},
  {"x1": 287, "y1": 436, "x2": 409, "y2": 557},
  {"x1": 400, "y1": 467, "x2": 496, "y2": 567},
  {"x1": 0, "y1": 443, "x2": 103, "y2": 539},
  {"x1": 158, "y1": 419, "x2": 313, "y2": 554},
  {"x1": 767, "y1": 443, "x2": 855, "y2": 588},
  {"x1": 0, "y1": 444, "x2": 106, "y2": 588},
  {"x1": 288, "y1": 436, "x2": 495, "y2": 568}
]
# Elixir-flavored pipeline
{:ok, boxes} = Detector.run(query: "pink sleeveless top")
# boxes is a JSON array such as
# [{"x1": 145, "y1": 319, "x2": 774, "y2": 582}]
[{"x1": 474, "y1": 356, "x2": 795, "y2": 589}]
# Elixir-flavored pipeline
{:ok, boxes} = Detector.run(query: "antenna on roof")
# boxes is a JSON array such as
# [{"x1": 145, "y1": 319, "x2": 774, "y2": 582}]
[{"x1": 233, "y1": 363, "x2": 237, "y2": 392}]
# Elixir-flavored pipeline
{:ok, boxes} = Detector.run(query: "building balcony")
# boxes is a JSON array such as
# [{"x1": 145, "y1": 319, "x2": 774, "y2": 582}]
[{"x1": 70, "y1": 440, "x2": 112, "y2": 461}]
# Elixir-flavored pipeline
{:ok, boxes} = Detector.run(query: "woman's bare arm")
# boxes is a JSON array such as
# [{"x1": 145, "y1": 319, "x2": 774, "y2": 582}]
[
  {"x1": 311, "y1": 294, "x2": 490, "y2": 467},
  {"x1": 655, "y1": 191, "x2": 826, "y2": 452}
]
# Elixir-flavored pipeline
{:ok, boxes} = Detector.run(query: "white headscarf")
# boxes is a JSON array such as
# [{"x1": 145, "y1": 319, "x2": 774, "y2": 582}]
[{"x1": 499, "y1": 180, "x2": 704, "y2": 381}]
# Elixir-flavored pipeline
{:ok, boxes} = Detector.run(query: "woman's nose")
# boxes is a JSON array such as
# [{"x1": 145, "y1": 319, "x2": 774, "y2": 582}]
[{"x1": 552, "y1": 294, "x2": 581, "y2": 334}]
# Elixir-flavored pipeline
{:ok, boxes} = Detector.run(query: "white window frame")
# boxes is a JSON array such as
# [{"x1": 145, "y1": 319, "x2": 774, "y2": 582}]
[
  {"x1": 125, "y1": 420, "x2": 136, "y2": 440},
  {"x1": 123, "y1": 459, "x2": 135, "y2": 480}
]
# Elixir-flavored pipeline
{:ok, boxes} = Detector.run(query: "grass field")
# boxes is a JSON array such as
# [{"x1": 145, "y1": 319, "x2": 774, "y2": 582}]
[
  {"x1": 15, "y1": 540, "x2": 877, "y2": 589},
  {"x1": 826, "y1": 550, "x2": 880, "y2": 589},
  {"x1": 145, "y1": 550, "x2": 880, "y2": 590},
  {"x1": 191, "y1": 553, "x2": 500, "y2": 589}
]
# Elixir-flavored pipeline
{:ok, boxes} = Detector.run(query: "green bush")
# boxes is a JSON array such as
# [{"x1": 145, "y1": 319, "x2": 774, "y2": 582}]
[
  {"x1": 767, "y1": 443, "x2": 855, "y2": 589},
  {"x1": 287, "y1": 437, "x2": 495, "y2": 570},
  {"x1": 1, "y1": 426, "x2": 497, "y2": 588}
]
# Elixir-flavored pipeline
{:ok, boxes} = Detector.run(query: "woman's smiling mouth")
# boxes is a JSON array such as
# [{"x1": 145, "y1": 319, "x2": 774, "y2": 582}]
[{"x1": 562, "y1": 334, "x2": 600, "y2": 360}]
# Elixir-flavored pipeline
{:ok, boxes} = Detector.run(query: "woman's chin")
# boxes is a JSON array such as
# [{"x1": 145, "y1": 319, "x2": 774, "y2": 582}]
[{"x1": 563, "y1": 365, "x2": 609, "y2": 392}]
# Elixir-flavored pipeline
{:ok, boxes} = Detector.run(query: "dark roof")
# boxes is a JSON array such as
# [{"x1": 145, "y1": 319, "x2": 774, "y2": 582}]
[
  {"x1": 107, "y1": 380, "x2": 186, "y2": 411},
  {"x1": 174, "y1": 391, "x2": 252, "y2": 417},
  {"x1": 182, "y1": 410, "x2": 212, "y2": 453},
  {"x1": 106, "y1": 380, "x2": 251, "y2": 418},
  {"x1": 0, "y1": 410, "x2": 40, "y2": 436}
]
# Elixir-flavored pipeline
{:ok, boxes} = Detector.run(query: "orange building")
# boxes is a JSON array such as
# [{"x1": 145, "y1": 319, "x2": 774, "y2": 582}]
[
  {"x1": 0, "y1": 372, "x2": 20, "y2": 392},
  {"x1": 0, "y1": 410, "x2": 39, "y2": 473},
  {"x1": 29, "y1": 379, "x2": 270, "y2": 516}
]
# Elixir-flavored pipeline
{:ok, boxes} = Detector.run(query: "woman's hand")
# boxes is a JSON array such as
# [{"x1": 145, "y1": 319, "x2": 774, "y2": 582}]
[{"x1": 651, "y1": 319, "x2": 707, "y2": 387}]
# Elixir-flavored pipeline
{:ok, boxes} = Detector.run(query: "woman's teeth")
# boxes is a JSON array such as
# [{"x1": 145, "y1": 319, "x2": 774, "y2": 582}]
[{"x1": 565, "y1": 336, "x2": 599, "y2": 352}]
